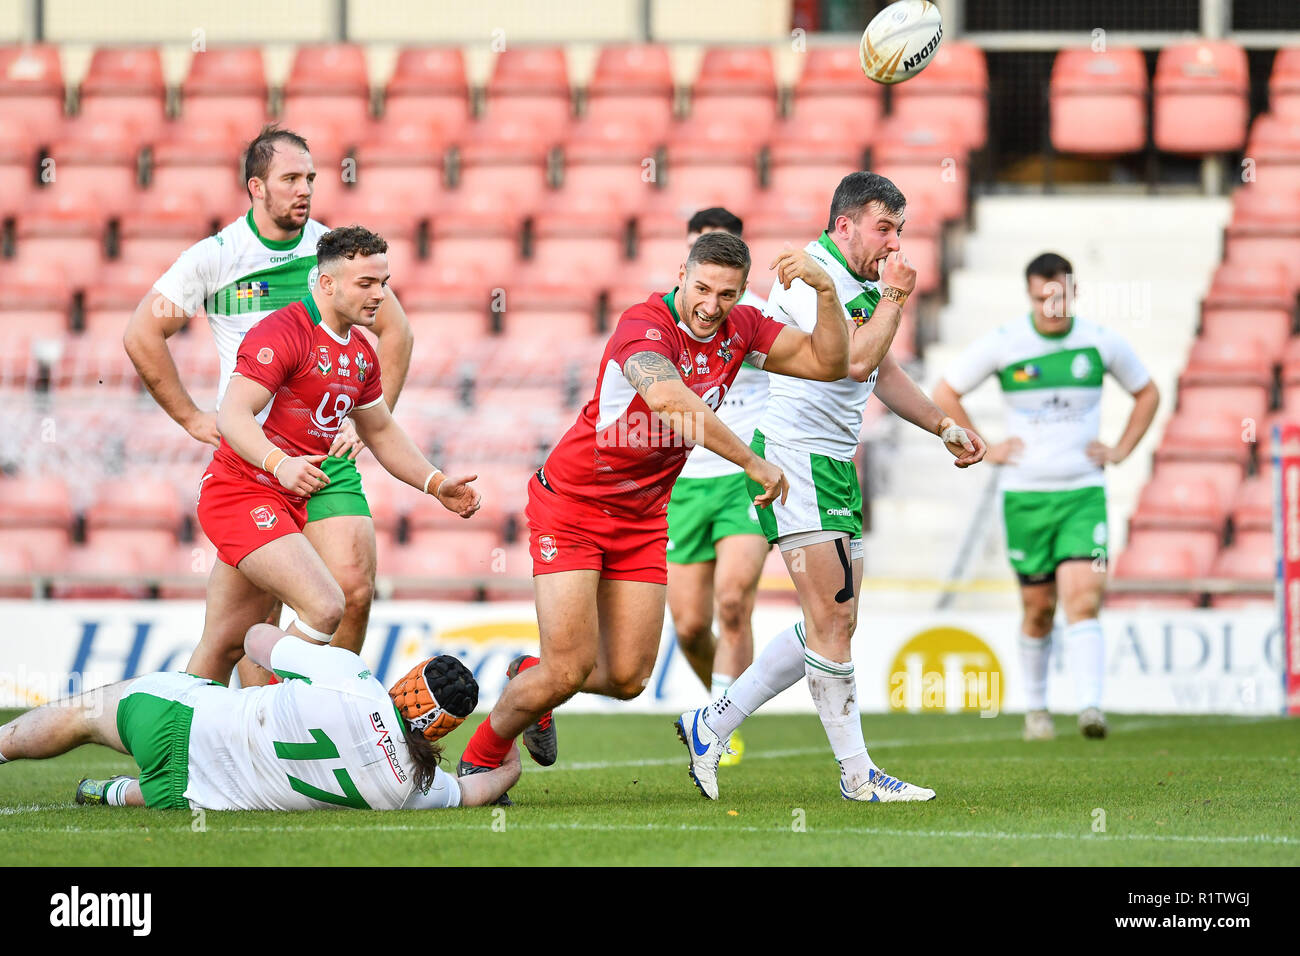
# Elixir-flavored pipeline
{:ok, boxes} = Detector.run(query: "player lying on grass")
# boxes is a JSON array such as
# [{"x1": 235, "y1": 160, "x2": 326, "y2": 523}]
[
  {"x1": 0, "y1": 624, "x2": 518, "y2": 810},
  {"x1": 187, "y1": 225, "x2": 480, "y2": 685}
]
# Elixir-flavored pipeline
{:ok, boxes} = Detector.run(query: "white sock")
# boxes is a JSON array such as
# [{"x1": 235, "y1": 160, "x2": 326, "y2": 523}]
[
  {"x1": 1019, "y1": 633, "x2": 1050, "y2": 711},
  {"x1": 704, "y1": 621, "x2": 806, "y2": 739},
  {"x1": 0, "y1": 746, "x2": 9, "y2": 763},
  {"x1": 106, "y1": 778, "x2": 132, "y2": 807},
  {"x1": 709, "y1": 674, "x2": 733, "y2": 701},
  {"x1": 1066, "y1": 617, "x2": 1105, "y2": 710},
  {"x1": 804, "y1": 647, "x2": 875, "y2": 786}
]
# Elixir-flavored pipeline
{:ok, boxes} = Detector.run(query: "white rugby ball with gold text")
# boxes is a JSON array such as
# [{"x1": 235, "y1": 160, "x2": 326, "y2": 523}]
[{"x1": 860, "y1": 0, "x2": 944, "y2": 85}]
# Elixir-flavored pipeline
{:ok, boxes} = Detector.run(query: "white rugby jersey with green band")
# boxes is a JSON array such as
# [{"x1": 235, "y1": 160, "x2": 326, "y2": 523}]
[
  {"x1": 942, "y1": 315, "x2": 1151, "y2": 493},
  {"x1": 152, "y1": 211, "x2": 370, "y2": 517}
]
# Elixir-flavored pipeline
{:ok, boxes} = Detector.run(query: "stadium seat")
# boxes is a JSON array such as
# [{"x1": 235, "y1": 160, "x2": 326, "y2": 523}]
[
  {"x1": 1269, "y1": 47, "x2": 1300, "y2": 121},
  {"x1": 767, "y1": 113, "x2": 866, "y2": 198},
  {"x1": 1154, "y1": 409, "x2": 1253, "y2": 467},
  {"x1": 1281, "y1": 338, "x2": 1300, "y2": 387},
  {"x1": 1177, "y1": 384, "x2": 1270, "y2": 425},
  {"x1": 662, "y1": 117, "x2": 759, "y2": 214},
  {"x1": 179, "y1": 45, "x2": 268, "y2": 130},
  {"x1": 12, "y1": 190, "x2": 109, "y2": 278},
  {"x1": 1129, "y1": 471, "x2": 1225, "y2": 534},
  {"x1": 1208, "y1": 531, "x2": 1276, "y2": 608},
  {"x1": 43, "y1": 119, "x2": 143, "y2": 215},
  {"x1": 352, "y1": 118, "x2": 447, "y2": 201},
  {"x1": 1243, "y1": 113, "x2": 1300, "y2": 193},
  {"x1": 148, "y1": 119, "x2": 245, "y2": 219},
  {"x1": 485, "y1": 47, "x2": 572, "y2": 142},
  {"x1": 871, "y1": 115, "x2": 968, "y2": 222},
  {"x1": 0, "y1": 262, "x2": 70, "y2": 341},
  {"x1": 456, "y1": 119, "x2": 553, "y2": 211},
  {"x1": 1153, "y1": 41, "x2": 1249, "y2": 154},
  {"x1": 0, "y1": 546, "x2": 35, "y2": 598},
  {"x1": 49, "y1": 546, "x2": 151, "y2": 600},
  {"x1": 1200, "y1": 260, "x2": 1294, "y2": 353},
  {"x1": 1223, "y1": 187, "x2": 1300, "y2": 290},
  {"x1": 85, "y1": 476, "x2": 183, "y2": 531},
  {"x1": 558, "y1": 115, "x2": 661, "y2": 213},
  {"x1": 330, "y1": 190, "x2": 422, "y2": 280},
  {"x1": 1108, "y1": 529, "x2": 1219, "y2": 609},
  {"x1": 1230, "y1": 474, "x2": 1273, "y2": 534},
  {"x1": 1149, "y1": 460, "x2": 1245, "y2": 520},
  {"x1": 281, "y1": 44, "x2": 371, "y2": 133},
  {"x1": 383, "y1": 47, "x2": 470, "y2": 140},
  {"x1": 51, "y1": 331, "x2": 139, "y2": 388},
  {"x1": 790, "y1": 44, "x2": 883, "y2": 139},
  {"x1": 115, "y1": 190, "x2": 211, "y2": 267},
  {"x1": 529, "y1": 190, "x2": 628, "y2": 276},
  {"x1": 0, "y1": 527, "x2": 71, "y2": 573},
  {"x1": 0, "y1": 476, "x2": 74, "y2": 530},
  {"x1": 689, "y1": 47, "x2": 778, "y2": 136},
  {"x1": 1200, "y1": 308, "x2": 1292, "y2": 356},
  {"x1": 1049, "y1": 48, "x2": 1147, "y2": 155},
  {"x1": 497, "y1": 283, "x2": 600, "y2": 341},
  {"x1": 428, "y1": 192, "x2": 524, "y2": 272},
  {"x1": 584, "y1": 43, "x2": 675, "y2": 136},
  {"x1": 0, "y1": 44, "x2": 65, "y2": 144},
  {"x1": 77, "y1": 46, "x2": 166, "y2": 141},
  {"x1": 386, "y1": 544, "x2": 488, "y2": 601},
  {"x1": 1179, "y1": 335, "x2": 1274, "y2": 389},
  {"x1": 0, "y1": 114, "x2": 38, "y2": 215},
  {"x1": 156, "y1": 540, "x2": 218, "y2": 599},
  {"x1": 891, "y1": 42, "x2": 989, "y2": 151}
]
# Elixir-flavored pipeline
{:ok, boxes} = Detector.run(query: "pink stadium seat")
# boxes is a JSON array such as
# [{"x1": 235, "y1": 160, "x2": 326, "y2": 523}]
[
  {"x1": 1153, "y1": 42, "x2": 1249, "y2": 154},
  {"x1": 529, "y1": 191, "x2": 627, "y2": 275},
  {"x1": 86, "y1": 527, "x2": 179, "y2": 561},
  {"x1": 281, "y1": 44, "x2": 370, "y2": 131},
  {"x1": 1243, "y1": 113, "x2": 1300, "y2": 193},
  {"x1": 157, "y1": 541, "x2": 217, "y2": 599},
  {"x1": 1224, "y1": 187, "x2": 1300, "y2": 290},
  {"x1": 690, "y1": 47, "x2": 777, "y2": 135},
  {"x1": 1177, "y1": 384, "x2": 1270, "y2": 425},
  {"x1": 1200, "y1": 309, "x2": 1292, "y2": 356},
  {"x1": 0, "y1": 114, "x2": 37, "y2": 215},
  {"x1": 0, "y1": 547, "x2": 34, "y2": 598},
  {"x1": 179, "y1": 46, "x2": 268, "y2": 129},
  {"x1": 0, "y1": 262, "x2": 70, "y2": 340},
  {"x1": 1108, "y1": 528, "x2": 1219, "y2": 609},
  {"x1": 385, "y1": 545, "x2": 483, "y2": 601},
  {"x1": 396, "y1": 259, "x2": 494, "y2": 311},
  {"x1": 0, "y1": 527, "x2": 71, "y2": 573},
  {"x1": 1154, "y1": 409, "x2": 1253, "y2": 467},
  {"x1": 871, "y1": 115, "x2": 967, "y2": 222},
  {"x1": 1281, "y1": 339, "x2": 1300, "y2": 387},
  {"x1": 384, "y1": 47, "x2": 469, "y2": 138},
  {"x1": 497, "y1": 282, "x2": 600, "y2": 340},
  {"x1": 891, "y1": 42, "x2": 988, "y2": 151},
  {"x1": 44, "y1": 119, "x2": 143, "y2": 214},
  {"x1": 791, "y1": 45, "x2": 883, "y2": 137},
  {"x1": 352, "y1": 119, "x2": 447, "y2": 202},
  {"x1": 1129, "y1": 471, "x2": 1225, "y2": 534},
  {"x1": 585, "y1": 44, "x2": 674, "y2": 135},
  {"x1": 1231, "y1": 474, "x2": 1274, "y2": 533},
  {"x1": 456, "y1": 119, "x2": 552, "y2": 211},
  {"x1": 1200, "y1": 260, "x2": 1293, "y2": 353},
  {"x1": 1208, "y1": 531, "x2": 1276, "y2": 608},
  {"x1": 485, "y1": 47, "x2": 572, "y2": 142},
  {"x1": 116, "y1": 190, "x2": 212, "y2": 267},
  {"x1": 0, "y1": 44, "x2": 65, "y2": 143},
  {"x1": 77, "y1": 46, "x2": 166, "y2": 141},
  {"x1": 429, "y1": 192, "x2": 523, "y2": 271},
  {"x1": 1050, "y1": 48, "x2": 1147, "y2": 155},
  {"x1": 0, "y1": 476, "x2": 73, "y2": 530},
  {"x1": 1179, "y1": 336, "x2": 1274, "y2": 389},
  {"x1": 52, "y1": 332, "x2": 138, "y2": 388},
  {"x1": 662, "y1": 117, "x2": 759, "y2": 213},
  {"x1": 85, "y1": 477, "x2": 182, "y2": 531},
  {"x1": 13, "y1": 190, "x2": 109, "y2": 277},
  {"x1": 50, "y1": 546, "x2": 150, "y2": 600},
  {"x1": 330, "y1": 190, "x2": 422, "y2": 280},
  {"x1": 148, "y1": 120, "x2": 245, "y2": 218},
  {"x1": 559, "y1": 115, "x2": 661, "y2": 213},
  {"x1": 1270, "y1": 48, "x2": 1300, "y2": 120},
  {"x1": 1150, "y1": 460, "x2": 1245, "y2": 517},
  {"x1": 768, "y1": 113, "x2": 865, "y2": 198}
]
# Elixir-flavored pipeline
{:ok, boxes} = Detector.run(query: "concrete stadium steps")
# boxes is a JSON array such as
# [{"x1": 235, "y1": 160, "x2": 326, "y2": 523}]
[{"x1": 861, "y1": 193, "x2": 1230, "y2": 611}]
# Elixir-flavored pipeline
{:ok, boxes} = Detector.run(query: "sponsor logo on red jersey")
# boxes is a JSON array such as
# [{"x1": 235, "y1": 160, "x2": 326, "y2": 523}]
[
  {"x1": 250, "y1": 505, "x2": 278, "y2": 530},
  {"x1": 539, "y1": 535, "x2": 558, "y2": 562}
]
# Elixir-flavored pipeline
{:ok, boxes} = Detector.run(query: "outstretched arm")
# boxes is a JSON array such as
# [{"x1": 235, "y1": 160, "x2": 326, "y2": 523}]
[
  {"x1": 624, "y1": 351, "x2": 788, "y2": 507},
  {"x1": 458, "y1": 744, "x2": 522, "y2": 807},
  {"x1": 876, "y1": 353, "x2": 986, "y2": 468},
  {"x1": 351, "y1": 401, "x2": 481, "y2": 518},
  {"x1": 760, "y1": 250, "x2": 849, "y2": 381}
]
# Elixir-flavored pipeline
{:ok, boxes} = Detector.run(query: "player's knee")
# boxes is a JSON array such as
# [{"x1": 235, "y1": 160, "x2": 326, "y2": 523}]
[
  {"x1": 337, "y1": 569, "x2": 374, "y2": 617},
  {"x1": 606, "y1": 666, "x2": 652, "y2": 700},
  {"x1": 540, "y1": 659, "x2": 593, "y2": 700},
  {"x1": 303, "y1": 585, "x2": 346, "y2": 636},
  {"x1": 1064, "y1": 595, "x2": 1101, "y2": 624},
  {"x1": 1024, "y1": 600, "x2": 1056, "y2": 633},
  {"x1": 674, "y1": 616, "x2": 712, "y2": 653},
  {"x1": 715, "y1": 588, "x2": 750, "y2": 635}
]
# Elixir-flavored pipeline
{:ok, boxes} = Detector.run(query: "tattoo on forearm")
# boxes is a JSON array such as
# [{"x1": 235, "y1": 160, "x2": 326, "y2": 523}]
[{"x1": 623, "y1": 351, "x2": 681, "y2": 398}]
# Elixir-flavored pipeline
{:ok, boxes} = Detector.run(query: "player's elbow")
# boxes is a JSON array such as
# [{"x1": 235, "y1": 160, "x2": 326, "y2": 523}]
[{"x1": 848, "y1": 359, "x2": 875, "y2": 383}]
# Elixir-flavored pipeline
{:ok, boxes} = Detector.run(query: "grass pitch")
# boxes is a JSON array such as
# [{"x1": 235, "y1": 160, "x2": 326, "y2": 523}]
[{"x1": 1, "y1": 711, "x2": 1296, "y2": 866}]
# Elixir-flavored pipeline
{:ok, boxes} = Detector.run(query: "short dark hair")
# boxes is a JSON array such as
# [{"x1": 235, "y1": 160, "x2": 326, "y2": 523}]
[
  {"x1": 317, "y1": 225, "x2": 389, "y2": 269},
  {"x1": 827, "y1": 171, "x2": 906, "y2": 232},
  {"x1": 1025, "y1": 252, "x2": 1074, "y2": 282},
  {"x1": 242, "y1": 125, "x2": 311, "y2": 200},
  {"x1": 687, "y1": 207, "x2": 744, "y2": 237},
  {"x1": 686, "y1": 230, "x2": 750, "y2": 274}
]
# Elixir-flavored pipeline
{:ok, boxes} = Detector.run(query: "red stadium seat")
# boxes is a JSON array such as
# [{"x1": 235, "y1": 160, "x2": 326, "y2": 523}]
[
  {"x1": 497, "y1": 282, "x2": 600, "y2": 340},
  {"x1": 179, "y1": 46, "x2": 268, "y2": 129},
  {"x1": 0, "y1": 547, "x2": 35, "y2": 598},
  {"x1": 1270, "y1": 48, "x2": 1300, "y2": 121},
  {"x1": 1179, "y1": 335, "x2": 1274, "y2": 389},
  {"x1": 49, "y1": 546, "x2": 151, "y2": 600},
  {"x1": 1177, "y1": 384, "x2": 1270, "y2": 425},
  {"x1": 1224, "y1": 187, "x2": 1300, "y2": 290},
  {"x1": 385, "y1": 48, "x2": 469, "y2": 131},
  {"x1": 0, "y1": 476, "x2": 73, "y2": 529},
  {"x1": 1200, "y1": 259, "x2": 1294, "y2": 353},
  {"x1": 0, "y1": 527, "x2": 71, "y2": 573},
  {"x1": 148, "y1": 120, "x2": 245, "y2": 218},
  {"x1": 1108, "y1": 528, "x2": 1218, "y2": 609},
  {"x1": 428, "y1": 192, "x2": 524, "y2": 271},
  {"x1": 1153, "y1": 42, "x2": 1249, "y2": 154},
  {"x1": 157, "y1": 541, "x2": 218, "y2": 599},
  {"x1": 12, "y1": 190, "x2": 109, "y2": 277},
  {"x1": 558, "y1": 115, "x2": 662, "y2": 213},
  {"x1": 1281, "y1": 338, "x2": 1300, "y2": 387},
  {"x1": 767, "y1": 113, "x2": 866, "y2": 198},
  {"x1": 891, "y1": 42, "x2": 988, "y2": 151},
  {"x1": 1154, "y1": 409, "x2": 1253, "y2": 467},
  {"x1": 662, "y1": 117, "x2": 759, "y2": 214},
  {"x1": 791, "y1": 45, "x2": 883, "y2": 138},
  {"x1": 44, "y1": 119, "x2": 143, "y2": 215},
  {"x1": 330, "y1": 190, "x2": 423, "y2": 280},
  {"x1": 281, "y1": 44, "x2": 371, "y2": 131},
  {"x1": 1208, "y1": 531, "x2": 1276, "y2": 608},
  {"x1": 0, "y1": 113, "x2": 38, "y2": 215},
  {"x1": 1231, "y1": 474, "x2": 1274, "y2": 533},
  {"x1": 485, "y1": 47, "x2": 572, "y2": 142},
  {"x1": 116, "y1": 190, "x2": 212, "y2": 267},
  {"x1": 0, "y1": 44, "x2": 65, "y2": 143},
  {"x1": 1200, "y1": 309, "x2": 1292, "y2": 356},
  {"x1": 529, "y1": 190, "x2": 628, "y2": 276},
  {"x1": 1147, "y1": 461, "x2": 1245, "y2": 521},
  {"x1": 0, "y1": 262, "x2": 70, "y2": 340},
  {"x1": 585, "y1": 43, "x2": 674, "y2": 136},
  {"x1": 1243, "y1": 113, "x2": 1300, "y2": 193},
  {"x1": 85, "y1": 477, "x2": 182, "y2": 531},
  {"x1": 1050, "y1": 48, "x2": 1147, "y2": 155},
  {"x1": 77, "y1": 46, "x2": 166, "y2": 141},
  {"x1": 352, "y1": 119, "x2": 448, "y2": 202},
  {"x1": 386, "y1": 545, "x2": 487, "y2": 601},
  {"x1": 456, "y1": 119, "x2": 552, "y2": 211},
  {"x1": 1129, "y1": 471, "x2": 1225, "y2": 534},
  {"x1": 689, "y1": 46, "x2": 779, "y2": 135},
  {"x1": 871, "y1": 115, "x2": 967, "y2": 222}
]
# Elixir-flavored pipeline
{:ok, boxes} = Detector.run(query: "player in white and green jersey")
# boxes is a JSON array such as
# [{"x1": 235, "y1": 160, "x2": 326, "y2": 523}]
[
  {"x1": 934, "y1": 252, "x2": 1160, "y2": 741},
  {"x1": 667, "y1": 208, "x2": 772, "y2": 767},
  {"x1": 0, "y1": 625, "x2": 519, "y2": 811},
  {"x1": 677, "y1": 173, "x2": 987, "y2": 804},
  {"x1": 124, "y1": 126, "x2": 414, "y2": 684}
]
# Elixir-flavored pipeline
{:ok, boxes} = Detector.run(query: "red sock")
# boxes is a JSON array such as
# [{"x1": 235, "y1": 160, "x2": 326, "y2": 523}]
[
  {"x1": 515, "y1": 655, "x2": 541, "y2": 673},
  {"x1": 462, "y1": 716, "x2": 513, "y2": 768}
]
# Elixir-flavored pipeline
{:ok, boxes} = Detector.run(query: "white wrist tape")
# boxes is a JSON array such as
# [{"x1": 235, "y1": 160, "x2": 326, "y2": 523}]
[
  {"x1": 939, "y1": 422, "x2": 969, "y2": 446},
  {"x1": 272, "y1": 455, "x2": 290, "y2": 480},
  {"x1": 423, "y1": 469, "x2": 444, "y2": 495}
]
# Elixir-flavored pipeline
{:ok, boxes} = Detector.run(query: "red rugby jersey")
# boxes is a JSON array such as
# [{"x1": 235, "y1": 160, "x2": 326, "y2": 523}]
[
  {"x1": 541, "y1": 290, "x2": 783, "y2": 516},
  {"x1": 209, "y1": 297, "x2": 384, "y2": 500}
]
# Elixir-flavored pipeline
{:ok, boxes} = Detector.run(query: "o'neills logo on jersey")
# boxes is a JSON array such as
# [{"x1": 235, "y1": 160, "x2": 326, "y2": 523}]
[
  {"x1": 316, "y1": 346, "x2": 332, "y2": 377},
  {"x1": 539, "y1": 535, "x2": 557, "y2": 562},
  {"x1": 250, "y1": 505, "x2": 277, "y2": 530}
]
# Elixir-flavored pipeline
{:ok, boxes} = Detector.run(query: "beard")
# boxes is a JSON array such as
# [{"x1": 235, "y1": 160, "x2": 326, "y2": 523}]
[{"x1": 270, "y1": 203, "x2": 309, "y2": 233}]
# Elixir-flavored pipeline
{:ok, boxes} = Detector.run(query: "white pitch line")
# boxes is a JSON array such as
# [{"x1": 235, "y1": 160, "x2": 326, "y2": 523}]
[{"x1": 13, "y1": 820, "x2": 1297, "y2": 846}]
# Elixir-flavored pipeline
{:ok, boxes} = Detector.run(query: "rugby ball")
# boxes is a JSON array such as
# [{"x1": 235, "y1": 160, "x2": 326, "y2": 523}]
[{"x1": 860, "y1": 0, "x2": 944, "y2": 85}]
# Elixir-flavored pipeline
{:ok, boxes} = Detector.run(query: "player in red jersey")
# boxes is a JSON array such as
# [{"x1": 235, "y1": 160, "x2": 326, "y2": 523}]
[
  {"x1": 187, "y1": 226, "x2": 481, "y2": 682},
  {"x1": 459, "y1": 232, "x2": 850, "y2": 792}
]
